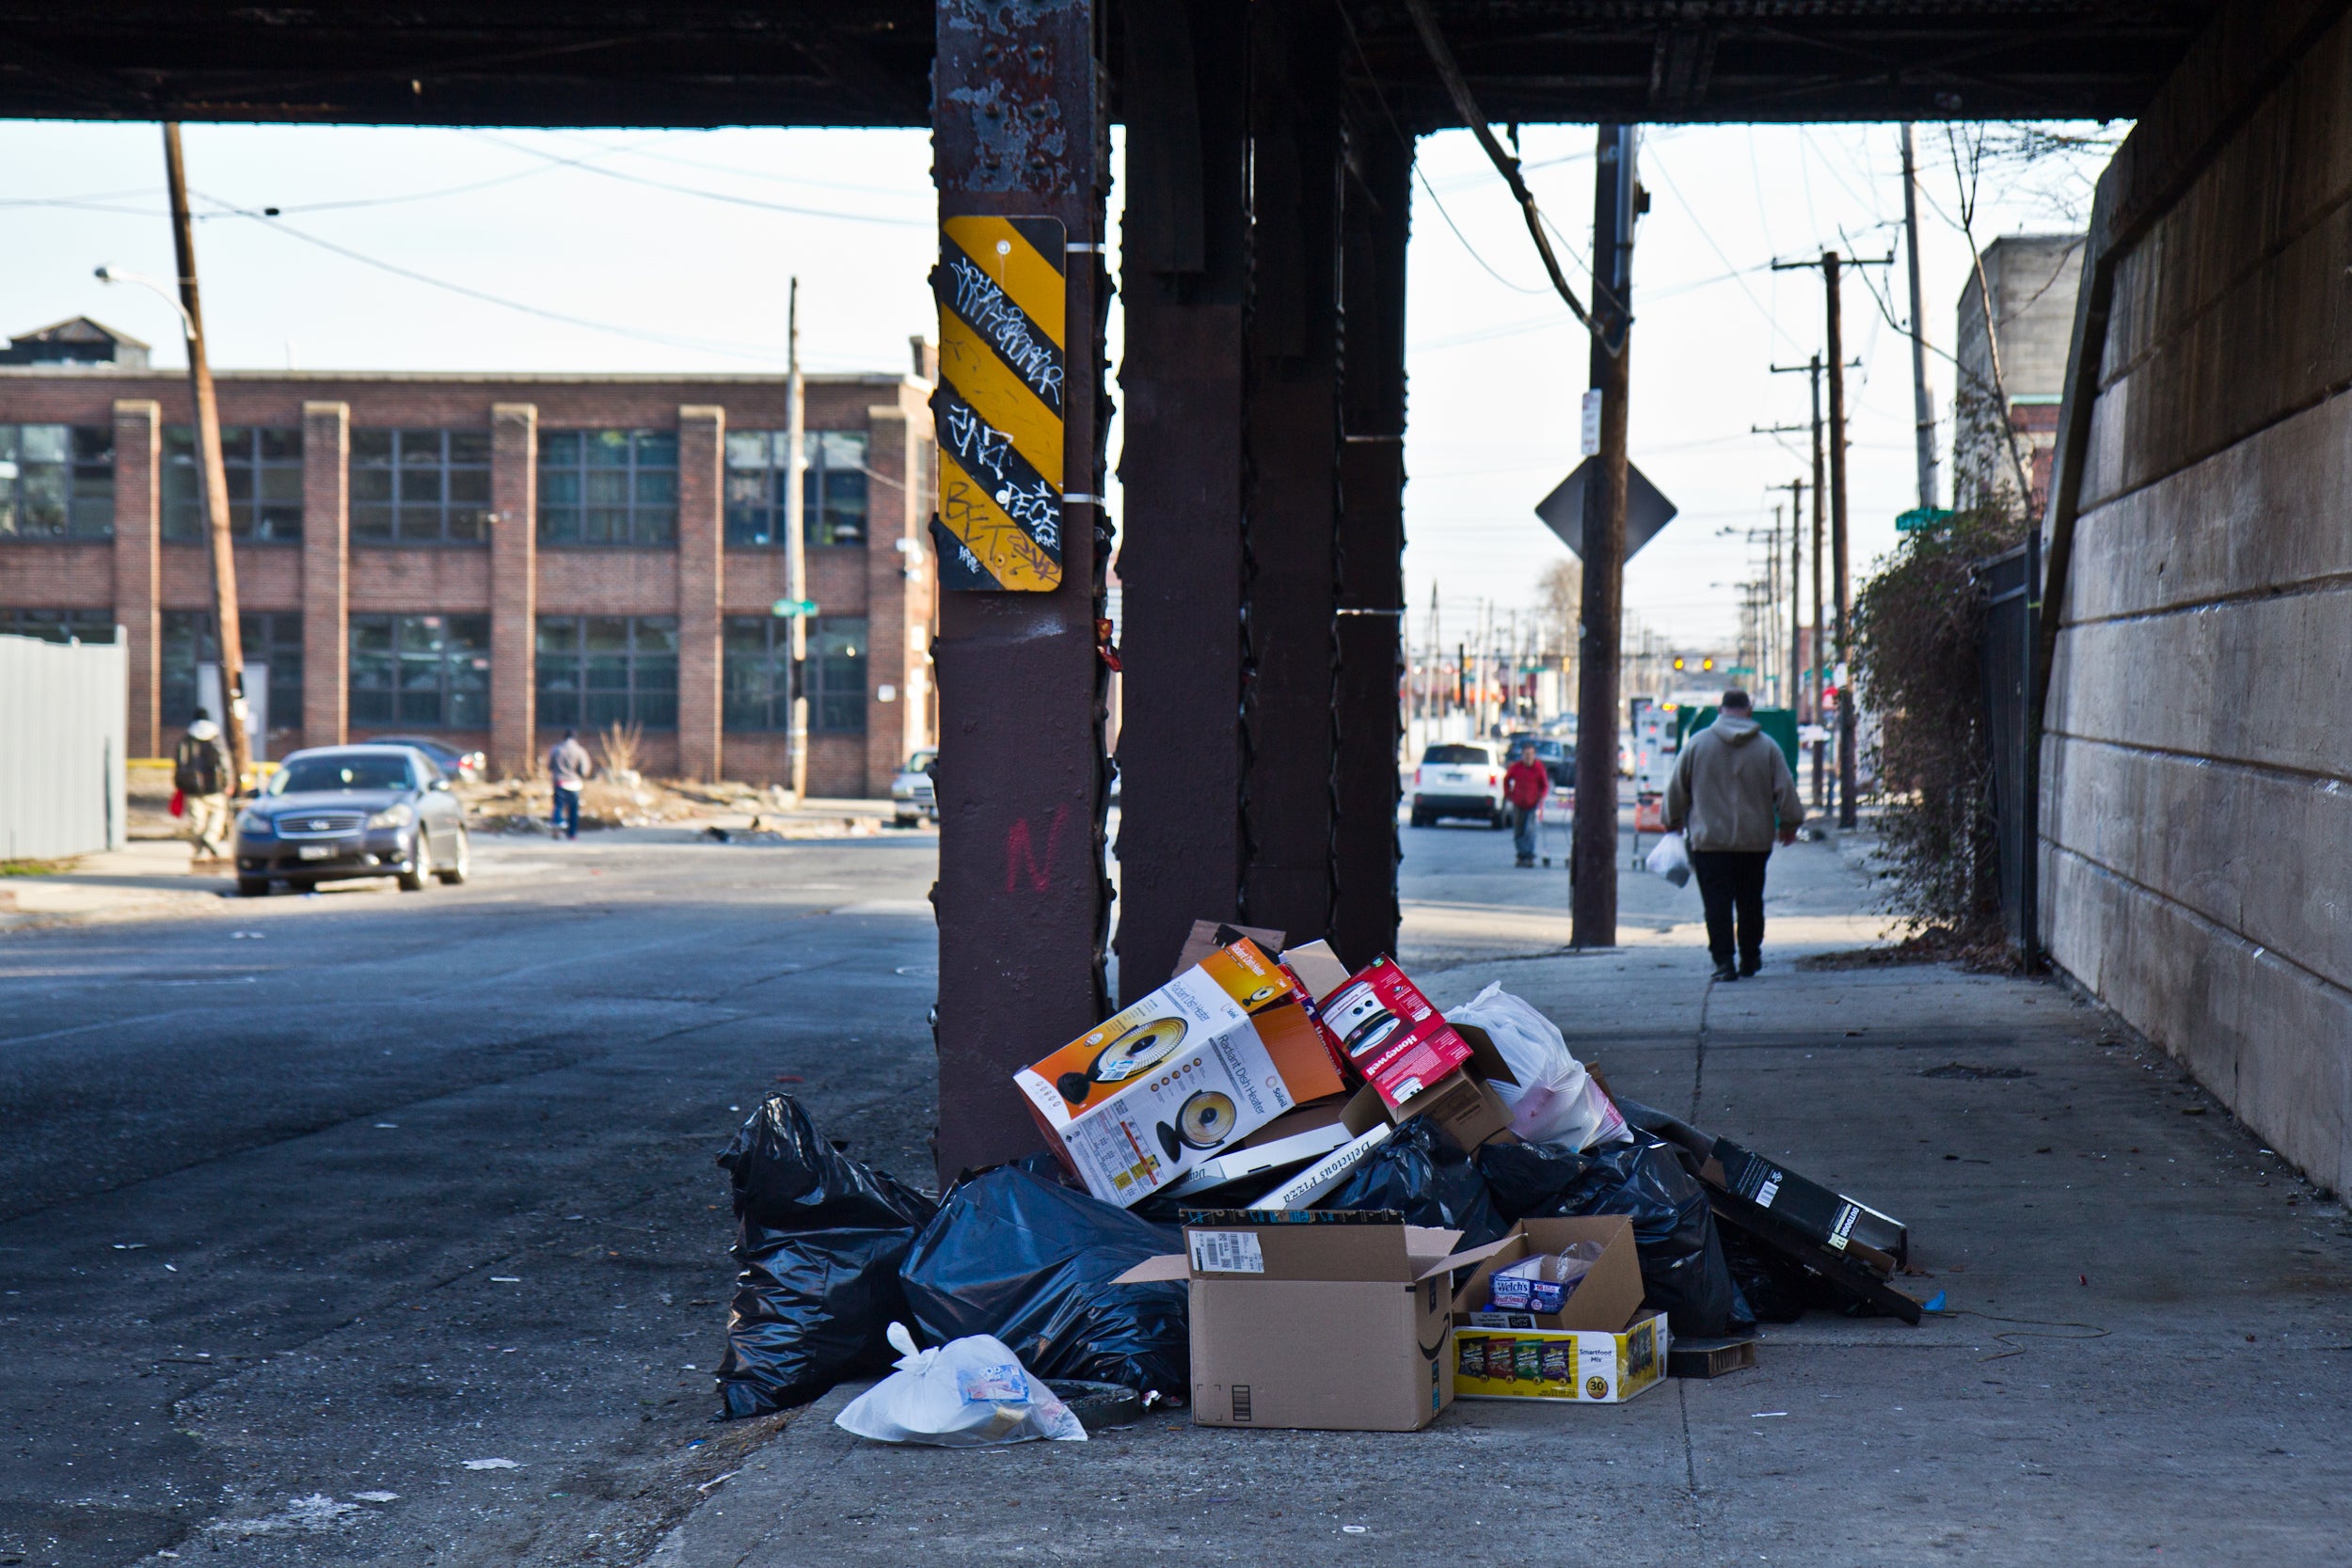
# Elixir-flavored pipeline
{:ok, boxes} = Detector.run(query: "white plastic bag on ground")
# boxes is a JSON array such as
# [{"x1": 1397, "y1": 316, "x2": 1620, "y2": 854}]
[
  {"x1": 834, "y1": 1323, "x2": 1087, "y2": 1447},
  {"x1": 1645, "y1": 830, "x2": 1692, "y2": 888},
  {"x1": 1447, "y1": 983, "x2": 1632, "y2": 1149}
]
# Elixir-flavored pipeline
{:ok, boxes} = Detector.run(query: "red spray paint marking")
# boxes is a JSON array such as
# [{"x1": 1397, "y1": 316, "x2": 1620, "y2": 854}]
[{"x1": 1005, "y1": 804, "x2": 1072, "y2": 894}]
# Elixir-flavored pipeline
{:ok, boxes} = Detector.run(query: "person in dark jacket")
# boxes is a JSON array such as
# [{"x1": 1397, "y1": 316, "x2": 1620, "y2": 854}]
[
  {"x1": 174, "y1": 710, "x2": 232, "y2": 859},
  {"x1": 1662, "y1": 689, "x2": 1802, "y2": 981}
]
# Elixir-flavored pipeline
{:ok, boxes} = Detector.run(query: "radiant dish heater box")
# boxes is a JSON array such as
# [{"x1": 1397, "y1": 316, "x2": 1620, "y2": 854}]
[
  {"x1": 1014, "y1": 937, "x2": 1344, "y2": 1208},
  {"x1": 1116, "y1": 1212, "x2": 1510, "y2": 1432}
]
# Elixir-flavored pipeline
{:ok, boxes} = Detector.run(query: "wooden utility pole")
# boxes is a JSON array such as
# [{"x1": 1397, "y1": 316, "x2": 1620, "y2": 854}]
[
  {"x1": 163, "y1": 122, "x2": 250, "y2": 790},
  {"x1": 1900, "y1": 125, "x2": 1938, "y2": 510},
  {"x1": 784, "y1": 276, "x2": 809, "y2": 804},
  {"x1": 1767, "y1": 349, "x2": 1830, "y2": 806},
  {"x1": 1825, "y1": 251, "x2": 1858, "y2": 828},
  {"x1": 1572, "y1": 122, "x2": 1636, "y2": 948},
  {"x1": 1784, "y1": 478, "x2": 1804, "y2": 721}
]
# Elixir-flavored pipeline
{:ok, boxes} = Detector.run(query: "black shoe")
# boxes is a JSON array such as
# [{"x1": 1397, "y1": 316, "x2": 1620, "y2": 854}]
[
  {"x1": 1738, "y1": 957, "x2": 1761, "y2": 977},
  {"x1": 1711, "y1": 962, "x2": 1740, "y2": 983}
]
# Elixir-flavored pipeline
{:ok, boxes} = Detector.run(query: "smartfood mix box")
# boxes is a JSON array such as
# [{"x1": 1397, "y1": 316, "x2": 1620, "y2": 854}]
[{"x1": 1014, "y1": 937, "x2": 1344, "y2": 1208}]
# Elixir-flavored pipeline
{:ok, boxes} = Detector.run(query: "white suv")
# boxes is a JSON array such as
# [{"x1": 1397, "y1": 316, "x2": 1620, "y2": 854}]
[{"x1": 1409, "y1": 743, "x2": 1507, "y2": 828}]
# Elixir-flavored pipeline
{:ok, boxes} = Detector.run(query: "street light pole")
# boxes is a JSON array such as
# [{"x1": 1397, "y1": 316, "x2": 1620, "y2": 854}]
[
  {"x1": 160, "y1": 123, "x2": 251, "y2": 792},
  {"x1": 785, "y1": 276, "x2": 809, "y2": 805}
]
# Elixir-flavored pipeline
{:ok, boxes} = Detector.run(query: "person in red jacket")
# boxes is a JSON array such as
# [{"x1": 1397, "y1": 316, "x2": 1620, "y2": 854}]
[{"x1": 1502, "y1": 740, "x2": 1552, "y2": 867}]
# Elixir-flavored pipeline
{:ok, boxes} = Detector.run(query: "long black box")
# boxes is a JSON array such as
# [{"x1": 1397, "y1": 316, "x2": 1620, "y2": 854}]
[{"x1": 1703, "y1": 1137, "x2": 1908, "y2": 1270}]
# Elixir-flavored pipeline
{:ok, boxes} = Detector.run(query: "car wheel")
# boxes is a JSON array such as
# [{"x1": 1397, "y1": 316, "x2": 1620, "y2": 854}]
[
  {"x1": 895, "y1": 813, "x2": 917, "y2": 828},
  {"x1": 237, "y1": 877, "x2": 270, "y2": 898},
  {"x1": 1491, "y1": 805, "x2": 1511, "y2": 829},
  {"x1": 1409, "y1": 807, "x2": 1431, "y2": 828},
  {"x1": 398, "y1": 833, "x2": 431, "y2": 893},
  {"x1": 436, "y1": 827, "x2": 469, "y2": 885}
]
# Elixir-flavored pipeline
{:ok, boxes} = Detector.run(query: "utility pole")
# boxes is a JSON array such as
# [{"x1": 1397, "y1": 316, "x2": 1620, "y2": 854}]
[
  {"x1": 1783, "y1": 479, "x2": 1804, "y2": 719},
  {"x1": 162, "y1": 123, "x2": 250, "y2": 792},
  {"x1": 1572, "y1": 122, "x2": 1636, "y2": 948},
  {"x1": 1900, "y1": 124, "x2": 1938, "y2": 511},
  {"x1": 1825, "y1": 252, "x2": 1858, "y2": 828},
  {"x1": 1766, "y1": 353, "x2": 1830, "y2": 807},
  {"x1": 784, "y1": 277, "x2": 809, "y2": 804}
]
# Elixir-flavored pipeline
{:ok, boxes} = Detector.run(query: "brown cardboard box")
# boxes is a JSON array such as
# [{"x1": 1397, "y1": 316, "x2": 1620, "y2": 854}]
[
  {"x1": 1116, "y1": 1216, "x2": 1508, "y2": 1432},
  {"x1": 1449, "y1": 1216, "x2": 1647, "y2": 1333}
]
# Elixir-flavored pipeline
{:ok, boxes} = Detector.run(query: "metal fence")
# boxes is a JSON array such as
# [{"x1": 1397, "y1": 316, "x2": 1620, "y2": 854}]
[
  {"x1": 0, "y1": 633, "x2": 127, "y2": 860},
  {"x1": 1977, "y1": 543, "x2": 2034, "y2": 953}
]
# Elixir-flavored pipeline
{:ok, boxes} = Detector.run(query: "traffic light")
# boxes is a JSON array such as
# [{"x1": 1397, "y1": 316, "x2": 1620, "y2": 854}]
[{"x1": 1701, "y1": 657, "x2": 1714, "y2": 671}]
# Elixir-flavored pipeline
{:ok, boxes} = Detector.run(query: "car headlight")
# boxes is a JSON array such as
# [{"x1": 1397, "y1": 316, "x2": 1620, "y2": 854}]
[
  {"x1": 236, "y1": 810, "x2": 274, "y2": 837},
  {"x1": 368, "y1": 803, "x2": 415, "y2": 829}
]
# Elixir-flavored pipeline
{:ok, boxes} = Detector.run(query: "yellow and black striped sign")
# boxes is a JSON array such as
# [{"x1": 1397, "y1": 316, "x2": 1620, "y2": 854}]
[{"x1": 932, "y1": 214, "x2": 1066, "y2": 592}]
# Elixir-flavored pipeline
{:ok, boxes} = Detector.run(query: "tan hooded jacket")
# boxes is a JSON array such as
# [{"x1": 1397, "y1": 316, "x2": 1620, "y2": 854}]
[{"x1": 1662, "y1": 712, "x2": 1802, "y2": 852}]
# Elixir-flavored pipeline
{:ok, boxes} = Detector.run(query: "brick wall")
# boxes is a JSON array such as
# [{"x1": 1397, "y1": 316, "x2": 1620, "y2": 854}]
[{"x1": 1, "y1": 368, "x2": 936, "y2": 790}]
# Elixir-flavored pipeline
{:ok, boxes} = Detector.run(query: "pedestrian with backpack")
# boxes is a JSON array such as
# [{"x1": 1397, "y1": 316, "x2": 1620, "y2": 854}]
[{"x1": 174, "y1": 710, "x2": 232, "y2": 860}]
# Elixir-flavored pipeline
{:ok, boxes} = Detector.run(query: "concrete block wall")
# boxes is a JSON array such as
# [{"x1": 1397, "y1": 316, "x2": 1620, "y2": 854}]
[
  {"x1": 0, "y1": 369, "x2": 934, "y2": 793},
  {"x1": 2043, "y1": 8, "x2": 2352, "y2": 1196}
]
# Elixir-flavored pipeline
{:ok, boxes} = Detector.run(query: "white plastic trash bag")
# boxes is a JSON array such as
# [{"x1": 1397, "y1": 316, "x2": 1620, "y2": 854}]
[
  {"x1": 834, "y1": 1323, "x2": 1087, "y2": 1447},
  {"x1": 1645, "y1": 831, "x2": 1692, "y2": 888},
  {"x1": 1447, "y1": 983, "x2": 1632, "y2": 1150}
]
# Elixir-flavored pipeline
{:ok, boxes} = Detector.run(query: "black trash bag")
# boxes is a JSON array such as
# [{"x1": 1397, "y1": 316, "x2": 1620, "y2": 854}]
[
  {"x1": 1317, "y1": 1118, "x2": 1510, "y2": 1248},
  {"x1": 713, "y1": 1095, "x2": 939, "y2": 1418},
  {"x1": 899, "y1": 1164, "x2": 1191, "y2": 1401},
  {"x1": 1722, "y1": 1224, "x2": 1815, "y2": 1323},
  {"x1": 1476, "y1": 1134, "x2": 1749, "y2": 1338},
  {"x1": 1612, "y1": 1095, "x2": 1713, "y2": 1171}
]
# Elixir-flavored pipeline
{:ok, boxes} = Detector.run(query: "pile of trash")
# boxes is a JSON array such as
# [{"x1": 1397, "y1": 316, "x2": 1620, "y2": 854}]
[{"x1": 715, "y1": 925, "x2": 1921, "y2": 1441}]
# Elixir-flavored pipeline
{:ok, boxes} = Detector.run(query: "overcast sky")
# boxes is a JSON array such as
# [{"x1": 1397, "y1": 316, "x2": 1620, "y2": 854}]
[{"x1": 0, "y1": 118, "x2": 2108, "y2": 650}]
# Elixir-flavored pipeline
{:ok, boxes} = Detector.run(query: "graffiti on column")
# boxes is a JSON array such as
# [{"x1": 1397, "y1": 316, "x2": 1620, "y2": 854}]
[{"x1": 931, "y1": 214, "x2": 1067, "y2": 591}]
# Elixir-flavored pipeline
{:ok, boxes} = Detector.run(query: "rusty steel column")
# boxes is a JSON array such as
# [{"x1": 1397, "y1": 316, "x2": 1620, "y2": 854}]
[
  {"x1": 930, "y1": 0, "x2": 1112, "y2": 1181},
  {"x1": 1239, "y1": 0, "x2": 1345, "y2": 947},
  {"x1": 1112, "y1": 0, "x2": 1252, "y2": 1002},
  {"x1": 1330, "y1": 116, "x2": 1411, "y2": 970}
]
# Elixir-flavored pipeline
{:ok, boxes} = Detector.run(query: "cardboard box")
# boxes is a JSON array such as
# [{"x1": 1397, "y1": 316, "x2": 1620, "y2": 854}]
[
  {"x1": 1450, "y1": 1216, "x2": 1647, "y2": 1332},
  {"x1": 1014, "y1": 937, "x2": 1344, "y2": 1208},
  {"x1": 1702, "y1": 1137, "x2": 1908, "y2": 1269},
  {"x1": 1451, "y1": 1313, "x2": 1669, "y2": 1403},
  {"x1": 1322, "y1": 957, "x2": 1475, "y2": 1111},
  {"x1": 1116, "y1": 1214, "x2": 1508, "y2": 1431},
  {"x1": 1174, "y1": 919, "x2": 1288, "y2": 976},
  {"x1": 1162, "y1": 1114, "x2": 1357, "y2": 1197}
]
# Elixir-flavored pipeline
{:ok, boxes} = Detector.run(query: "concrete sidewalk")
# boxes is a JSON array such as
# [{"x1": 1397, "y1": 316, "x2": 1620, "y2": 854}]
[{"x1": 655, "y1": 856, "x2": 2352, "y2": 1566}]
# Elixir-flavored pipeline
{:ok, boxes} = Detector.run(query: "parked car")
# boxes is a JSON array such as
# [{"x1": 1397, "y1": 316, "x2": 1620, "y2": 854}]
[
  {"x1": 892, "y1": 748, "x2": 939, "y2": 827},
  {"x1": 1408, "y1": 743, "x2": 1506, "y2": 828},
  {"x1": 233, "y1": 745, "x2": 469, "y2": 896},
  {"x1": 1503, "y1": 733, "x2": 1575, "y2": 787},
  {"x1": 367, "y1": 735, "x2": 485, "y2": 780}
]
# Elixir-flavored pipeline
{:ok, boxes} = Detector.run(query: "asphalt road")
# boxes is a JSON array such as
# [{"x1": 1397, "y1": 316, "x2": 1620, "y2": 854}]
[
  {"x1": 0, "y1": 798, "x2": 1867, "y2": 1567},
  {"x1": 0, "y1": 831, "x2": 944, "y2": 1567}
]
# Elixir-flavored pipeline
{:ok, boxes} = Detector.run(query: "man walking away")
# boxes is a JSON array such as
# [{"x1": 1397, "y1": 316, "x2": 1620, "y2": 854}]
[
  {"x1": 1503, "y1": 739, "x2": 1551, "y2": 868},
  {"x1": 548, "y1": 728, "x2": 594, "y2": 841},
  {"x1": 1663, "y1": 689, "x2": 1802, "y2": 982},
  {"x1": 175, "y1": 710, "x2": 231, "y2": 861}
]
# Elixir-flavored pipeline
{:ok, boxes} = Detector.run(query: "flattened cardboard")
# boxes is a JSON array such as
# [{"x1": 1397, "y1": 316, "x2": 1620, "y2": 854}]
[
  {"x1": 1175, "y1": 919, "x2": 1287, "y2": 976},
  {"x1": 1278, "y1": 939, "x2": 1352, "y2": 1002},
  {"x1": 1449, "y1": 1217, "x2": 1646, "y2": 1334},
  {"x1": 1162, "y1": 1117, "x2": 1357, "y2": 1197},
  {"x1": 1452, "y1": 1312, "x2": 1669, "y2": 1403},
  {"x1": 1253, "y1": 1122, "x2": 1395, "y2": 1210}
]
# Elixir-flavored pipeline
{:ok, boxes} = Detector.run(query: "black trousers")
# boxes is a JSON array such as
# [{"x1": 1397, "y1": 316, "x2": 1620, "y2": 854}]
[{"x1": 1691, "y1": 848, "x2": 1771, "y2": 965}]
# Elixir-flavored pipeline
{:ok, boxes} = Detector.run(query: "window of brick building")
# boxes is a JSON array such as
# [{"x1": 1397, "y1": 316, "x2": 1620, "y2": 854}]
[
  {"x1": 0, "y1": 609, "x2": 115, "y2": 643},
  {"x1": 163, "y1": 610, "x2": 304, "y2": 727},
  {"x1": 723, "y1": 430, "x2": 868, "y2": 547},
  {"x1": 537, "y1": 615, "x2": 678, "y2": 730},
  {"x1": 0, "y1": 424, "x2": 114, "y2": 539},
  {"x1": 349, "y1": 613, "x2": 488, "y2": 730},
  {"x1": 163, "y1": 426, "x2": 302, "y2": 542},
  {"x1": 353, "y1": 430, "x2": 492, "y2": 544},
  {"x1": 538, "y1": 430, "x2": 677, "y2": 546},
  {"x1": 722, "y1": 614, "x2": 866, "y2": 734}
]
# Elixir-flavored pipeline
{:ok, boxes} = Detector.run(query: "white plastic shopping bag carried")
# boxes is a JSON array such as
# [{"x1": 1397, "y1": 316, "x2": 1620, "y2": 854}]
[
  {"x1": 1446, "y1": 983, "x2": 1631, "y2": 1150},
  {"x1": 1645, "y1": 831, "x2": 1692, "y2": 888},
  {"x1": 834, "y1": 1323, "x2": 1087, "y2": 1447}
]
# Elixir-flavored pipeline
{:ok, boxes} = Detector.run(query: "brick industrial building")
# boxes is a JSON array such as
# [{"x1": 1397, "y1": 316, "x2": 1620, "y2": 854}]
[{"x1": 0, "y1": 321, "x2": 938, "y2": 796}]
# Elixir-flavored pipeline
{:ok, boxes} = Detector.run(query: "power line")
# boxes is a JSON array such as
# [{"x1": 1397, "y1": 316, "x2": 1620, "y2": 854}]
[{"x1": 469, "y1": 131, "x2": 925, "y2": 228}]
